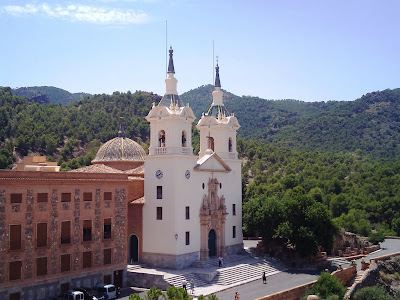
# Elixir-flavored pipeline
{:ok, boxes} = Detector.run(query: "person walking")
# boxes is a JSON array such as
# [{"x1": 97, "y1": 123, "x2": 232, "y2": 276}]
[
  {"x1": 235, "y1": 292, "x2": 240, "y2": 300},
  {"x1": 262, "y1": 272, "x2": 267, "y2": 284},
  {"x1": 182, "y1": 278, "x2": 187, "y2": 290},
  {"x1": 219, "y1": 256, "x2": 222, "y2": 267},
  {"x1": 190, "y1": 279, "x2": 195, "y2": 295}
]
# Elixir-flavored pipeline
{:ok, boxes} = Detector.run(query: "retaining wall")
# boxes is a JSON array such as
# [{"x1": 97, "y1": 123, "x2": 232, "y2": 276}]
[{"x1": 255, "y1": 266, "x2": 356, "y2": 300}]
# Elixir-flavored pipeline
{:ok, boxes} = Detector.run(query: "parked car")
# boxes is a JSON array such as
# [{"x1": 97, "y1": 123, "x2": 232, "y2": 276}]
[
  {"x1": 63, "y1": 291, "x2": 85, "y2": 300},
  {"x1": 94, "y1": 284, "x2": 116, "y2": 300},
  {"x1": 74, "y1": 287, "x2": 105, "y2": 300}
]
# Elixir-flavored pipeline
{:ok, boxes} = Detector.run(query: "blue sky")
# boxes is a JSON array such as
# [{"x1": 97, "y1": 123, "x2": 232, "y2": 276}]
[{"x1": 1, "y1": 0, "x2": 399, "y2": 102}]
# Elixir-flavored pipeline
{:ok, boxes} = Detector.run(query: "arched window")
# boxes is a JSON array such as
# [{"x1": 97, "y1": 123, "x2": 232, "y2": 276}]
[
  {"x1": 182, "y1": 131, "x2": 187, "y2": 147},
  {"x1": 228, "y1": 137, "x2": 232, "y2": 152},
  {"x1": 158, "y1": 130, "x2": 166, "y2": 147}
]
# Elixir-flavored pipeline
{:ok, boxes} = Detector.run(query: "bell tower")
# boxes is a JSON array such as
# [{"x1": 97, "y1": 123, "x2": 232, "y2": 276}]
[
  {"x1": 142, "y1": 47, "x2": 198, "y2": 269},
  {"x1": 146, "y1": 47, "x2": 195, "y2": 156},
  {"x1": 197, "y1": 62, "x2": 240, "y2": 159}
]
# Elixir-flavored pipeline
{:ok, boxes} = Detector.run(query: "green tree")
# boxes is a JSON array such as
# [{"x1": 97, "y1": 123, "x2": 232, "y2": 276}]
[
  {"x1": 163, "y1": 286, "x2": 190, "y2": 300},
  {"x1": 144, "y1": 287, "x2": 163, "y2": 300}
]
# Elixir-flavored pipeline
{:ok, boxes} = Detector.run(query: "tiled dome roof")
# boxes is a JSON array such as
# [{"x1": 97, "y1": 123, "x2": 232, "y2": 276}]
[{"x1": 92, "y1": 137, "x2": 146, "y2": 163}]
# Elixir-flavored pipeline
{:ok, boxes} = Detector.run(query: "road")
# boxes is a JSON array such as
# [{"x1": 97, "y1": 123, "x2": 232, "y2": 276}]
[{"x1": 117, "y1": 238, "x2": 400, "y2": 300}]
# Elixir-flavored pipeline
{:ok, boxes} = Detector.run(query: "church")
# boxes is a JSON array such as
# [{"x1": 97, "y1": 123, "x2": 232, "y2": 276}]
[
  {"x1": 142, "y1": 47, "x2": 242, "y2": 268},
  {"x1": 0, "y1": 48, "x2": 242, "y2": 299}
]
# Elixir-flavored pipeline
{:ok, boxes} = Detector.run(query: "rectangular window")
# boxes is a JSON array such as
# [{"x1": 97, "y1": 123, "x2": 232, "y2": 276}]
[
  {"x1": 37, "y1": 193, "x2": 48, "y2": 203},
  {"x1": 232, "y1": 204, "x2": 236, "y2": 216},
  {"x1": 10, "y1": 193, "x2": 22, "y2": 204},
  {"x1": 156, "y1": 186, "x2": 162, "y2": 199},
  {"x1": 61, "y1": 254, "x2": 71, "y2": 272},
  {"x1": 36, "y1": 223, "x2": 47, "y2": 248},
  {"x1": 83, "y1": 251, "x2": 92, "y2": 268},
  {"x1": 83, "y1": 220, "x2": 92, "y2": 242},
  {"x1": 36, "y1": 257, "x2": 47, "y2": 276},
  {"x1": 10, "y1": 224, "x2": 22, "y2": 250},
  {"x1": 104, "y1": 248, "x2": 112, "y2": 265},
  {"x1": 83, "y1": 192, "x2": 92, "y2": 201},
  {"x1": 9, "y1": 261, "x2": 22, "y2": 281},
  {"x1": 61, "y1": 193, "x2": 71, "y2": 202},
  {"x1": 61, "y1": 221, "x2": 71, "y2": 244},
  {"x1": 104, "y1": 218, "x2": 112, "y2": 239},
  {"x1": 185, "y1": 231, "x2": 190, "y2": 245},
  {"x1": 156, "y1": 207, "x2": 162, "y2": 220},
  {"x1": 185, "y1": 206, "x2": 190, "y2": 220},
  {"x1": 233, "y1": 226, "x2": 236, "y2": 239},
  {"x1": 10, "y1": 292, "x2": 21, "y2": 300},
  {"x1": 104, "y1": 192, "x2": 112, "y2": 201}
]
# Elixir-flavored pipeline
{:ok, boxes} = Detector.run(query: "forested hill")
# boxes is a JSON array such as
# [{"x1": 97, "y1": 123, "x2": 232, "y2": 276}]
[
  {"x1": 0, "y1": 87, "x2": 155, "y2": 169},
  {"x1": 181, "y1": 86, "x2": 400, "y2": 160},
  {"x1": 12, "y1": 86, "x2": 91, "y2": 105}
]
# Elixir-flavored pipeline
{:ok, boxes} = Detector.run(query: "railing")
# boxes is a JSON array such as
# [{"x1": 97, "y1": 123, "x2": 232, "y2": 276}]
[{"x1": 153, "y1": 147, "x2": 192, "y2": 155}]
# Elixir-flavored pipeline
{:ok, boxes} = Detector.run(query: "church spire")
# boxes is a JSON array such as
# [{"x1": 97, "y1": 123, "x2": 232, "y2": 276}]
[
  {"x1": 118, "y1": 117, "x2": 125, "y2": 138},
  {"x1": 215, "y1": 61, "x2": 221, "y2": 88},
  {"x1": 167, "y1": 46, "x2": 175, "y2": 74},
  {"x1": 207, "y1": 61, "x2": 228, "y2": 118},
  {"x1": 157, "y1": 46, "x2": 184, "y2": 107}
]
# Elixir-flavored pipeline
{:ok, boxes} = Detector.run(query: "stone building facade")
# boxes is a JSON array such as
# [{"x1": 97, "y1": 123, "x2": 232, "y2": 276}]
[{"x1": 0, "y1": 154, "x2": 144, "y2": 299}]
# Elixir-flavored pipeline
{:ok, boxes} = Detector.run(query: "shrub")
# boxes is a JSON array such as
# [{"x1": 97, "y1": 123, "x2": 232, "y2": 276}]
[
  {"x1": 369, "y1": 230, "x2": 386, "y2": 245},
  {"x1": 306, "y1": 272, "x2": 345, "y2": 300},
  {"x1": 353, "y1": 286, "x2": 393, "y2": 300}
]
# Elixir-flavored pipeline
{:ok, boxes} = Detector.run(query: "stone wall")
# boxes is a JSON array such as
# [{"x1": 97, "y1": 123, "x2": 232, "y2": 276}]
[
  {"x1": 255, "y1": 280, "x2": 316, "y2": 300},
  {"x1": 141, "y1": 251, "x2": 199, "y2": 269},
  {"x1": 346, "y1": 252, "x2": 400, "y2": 299},
  {"x1": 127, "y1": 271, "x2": 170, "y2": 290},
  {"x1": 256, "y1": 266, "x2": 357, "y2": 300}
]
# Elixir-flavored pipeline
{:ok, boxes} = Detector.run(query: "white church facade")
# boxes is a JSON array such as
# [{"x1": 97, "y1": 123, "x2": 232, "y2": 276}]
[{"x1": 142, "y1": 48, "x2": 243, "y2": 269}]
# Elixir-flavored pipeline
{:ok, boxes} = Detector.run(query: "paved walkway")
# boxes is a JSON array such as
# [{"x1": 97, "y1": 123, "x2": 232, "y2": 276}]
[
  {"x1": 127, "y1": 241, "x2": 287, "y2": 297},
  {"x1": 120, "y1": 239, "x2": 400, "y2": 300}
]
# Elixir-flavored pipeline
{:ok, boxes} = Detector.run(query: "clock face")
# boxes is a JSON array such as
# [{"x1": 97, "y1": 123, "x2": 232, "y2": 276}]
[
  {"x1": 156, "y1": 170, "x2": 163, "y2": 179},
  {"x1": 185, "y1": 170, "x2": 190, "y2": 179}
]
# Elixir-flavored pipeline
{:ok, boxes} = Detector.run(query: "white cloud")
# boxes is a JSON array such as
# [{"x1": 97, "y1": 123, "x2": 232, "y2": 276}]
[{"x1": 2, "y1": 3, "x2": 149, "y2": 24}]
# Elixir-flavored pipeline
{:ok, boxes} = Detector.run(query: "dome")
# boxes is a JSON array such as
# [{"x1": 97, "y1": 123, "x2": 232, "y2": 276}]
[{"x1": 92, "y1": 137, "x2": 146, "y2": 163}]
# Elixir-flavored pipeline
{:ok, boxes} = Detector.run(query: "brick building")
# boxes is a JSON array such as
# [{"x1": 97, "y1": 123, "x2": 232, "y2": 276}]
[{"x1": 0, "y1": 127, "x2": 145, "y2": 300}]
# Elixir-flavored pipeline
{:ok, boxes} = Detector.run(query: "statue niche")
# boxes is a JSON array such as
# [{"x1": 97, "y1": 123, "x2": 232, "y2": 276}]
[{"x1": 199, "y1": 178, "x2": 227, "y2": 260}]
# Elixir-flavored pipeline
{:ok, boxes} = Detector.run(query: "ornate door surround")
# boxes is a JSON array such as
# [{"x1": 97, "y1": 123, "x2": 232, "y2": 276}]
[{"x1": 199, "y1": 177, "x2": 227, "y2": 260}]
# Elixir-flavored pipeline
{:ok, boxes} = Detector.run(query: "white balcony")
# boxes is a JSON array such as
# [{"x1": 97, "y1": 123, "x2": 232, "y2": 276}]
[{"x1": 153, "y1": 147, "x2": 192, "y2": 155}]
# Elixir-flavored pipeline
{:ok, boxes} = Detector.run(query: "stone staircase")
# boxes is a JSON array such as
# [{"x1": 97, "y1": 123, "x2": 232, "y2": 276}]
[
  {"x1": 164, "y1": 255, "x2": 286, "y2": 288},
  {"x1": 164, "y1": 273, "x2": 209, "y2": 289},
  {"x1": 191, "y1": 254, "x2": 250, "y2": 269},
  {"x1": 329, "y1": 257, "x2": 351, "y2": 269},
  {"x1": 344, "y1": 270, "x2": 364, "y2": 299},
  {"x1": 212, "y1": 260, "x2": 285, "y2": 285}
]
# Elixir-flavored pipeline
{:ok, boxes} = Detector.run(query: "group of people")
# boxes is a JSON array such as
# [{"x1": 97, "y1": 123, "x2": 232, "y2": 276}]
[{"x1": 181, "y1": 278, "x2": 194, "y2": 295}]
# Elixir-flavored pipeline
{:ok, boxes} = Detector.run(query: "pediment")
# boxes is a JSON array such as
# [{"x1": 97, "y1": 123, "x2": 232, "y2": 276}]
[
  {"x1": 197, "y1": 115, "x2": 219, "y2": 127},
  {"x1": 146, "y1": 106, "x2": 170, "y2": 119},
  {"x1": 194, "y1": 151, "x2": 231, "y2": 173}
]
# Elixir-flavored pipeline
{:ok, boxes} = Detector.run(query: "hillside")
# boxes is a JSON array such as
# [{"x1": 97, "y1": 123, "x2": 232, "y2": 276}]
[
  {"x1": 0, "y1": 87, "x2": 155, "y2": 169},
  {"x1": 181, "y1": 86, "x2": 400, "y2": 160},
  {"x1": 12, "y1": 86, "x2": 91, "y2": 105}
]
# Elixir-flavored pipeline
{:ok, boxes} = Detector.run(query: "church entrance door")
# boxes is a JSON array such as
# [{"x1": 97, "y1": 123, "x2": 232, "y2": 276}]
[
  {"x1": 208, "y1": 229, "x2": 216, "y2": 257},
  {"x1": 129, "y1": 235, "x2": 139, "y2": 263}
]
